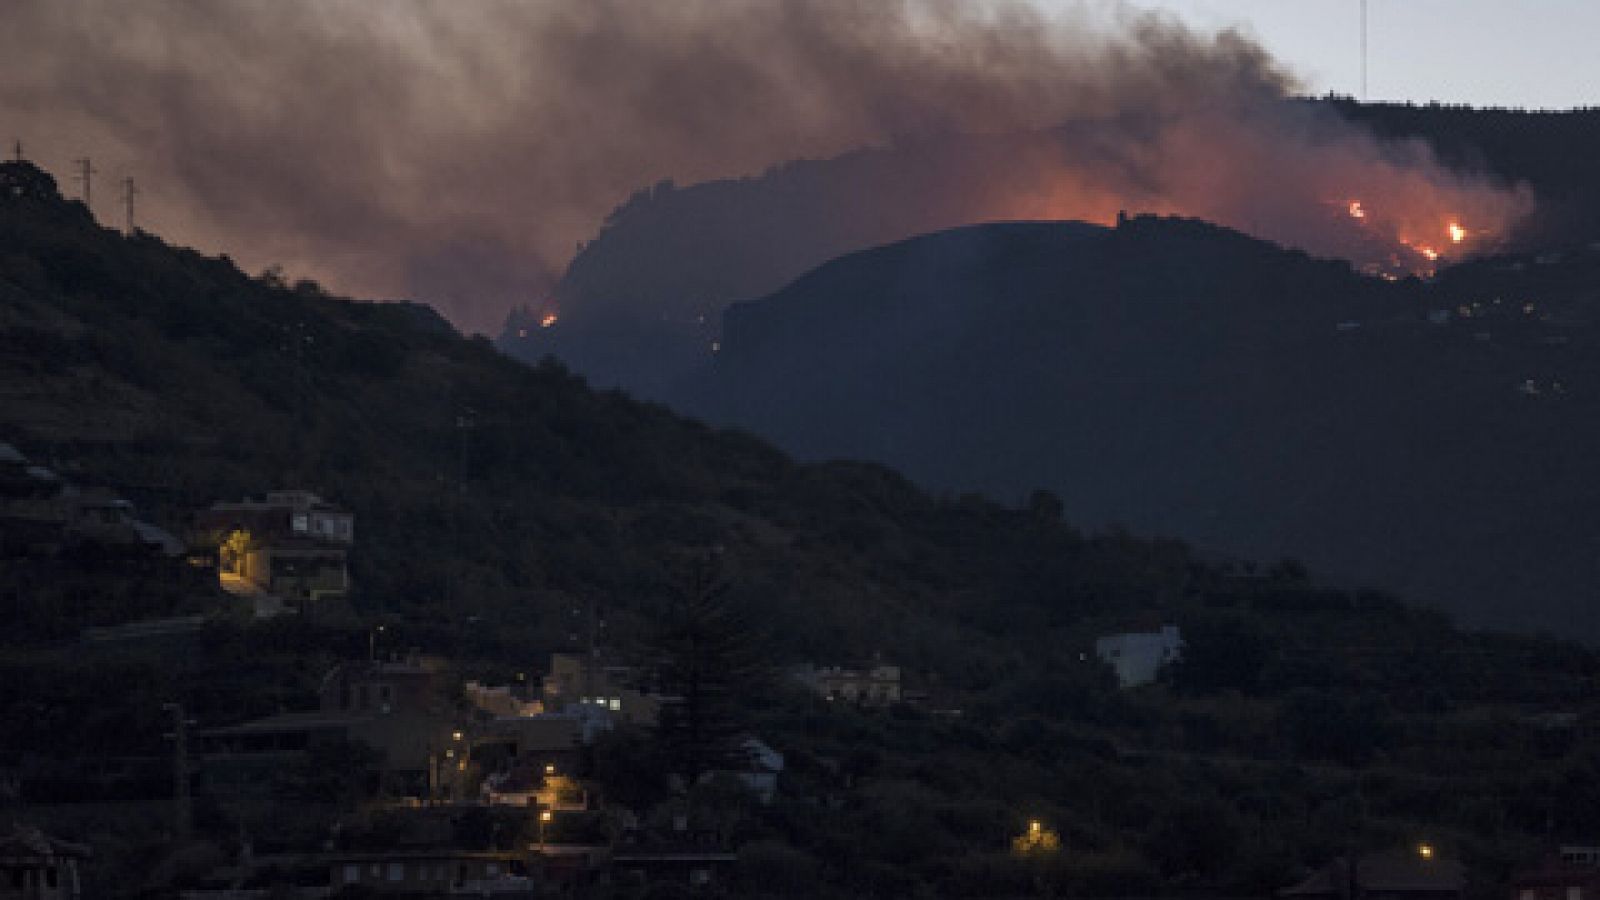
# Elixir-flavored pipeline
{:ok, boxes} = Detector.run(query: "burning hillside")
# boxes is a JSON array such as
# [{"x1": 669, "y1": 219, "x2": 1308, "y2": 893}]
[
  {"x1": 982, "y1": 103, "x2": 1530, "y2": 283},
  {"x1": 2, "y1": 1, "x2": 1534, "y2": 335},
  {"x1": 542, "y1": 104, "x2": 1530, "y2": 369}
]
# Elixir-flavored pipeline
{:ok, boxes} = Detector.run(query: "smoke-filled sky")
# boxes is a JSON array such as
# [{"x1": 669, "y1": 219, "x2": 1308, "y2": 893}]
[{"x1": 0, "y1": 1, "x2": 1543, "y2": 333}]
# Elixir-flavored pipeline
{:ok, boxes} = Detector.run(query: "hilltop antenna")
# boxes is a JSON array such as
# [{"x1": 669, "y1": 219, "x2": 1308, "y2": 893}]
[
  {"x1": 1360, "y1": 0, "x2": 1369, "y2": 101},
  {"x1": 122, "y1": 177, "x2": 139, "y2": 234},
  {"x1": 10, "y1": 140, "x2": 20, "y2": 163},
  {"x1": 72, "y1": 157, "x2": 96, "y2": 211}
]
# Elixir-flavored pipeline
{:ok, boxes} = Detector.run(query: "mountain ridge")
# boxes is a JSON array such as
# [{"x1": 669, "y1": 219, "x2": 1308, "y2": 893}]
[{"x1": 689, "y1": 213, "x2": 1600, "y2": 639}]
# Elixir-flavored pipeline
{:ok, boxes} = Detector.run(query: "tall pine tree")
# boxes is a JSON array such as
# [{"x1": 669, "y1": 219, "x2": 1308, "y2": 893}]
[{"x1": 650, "y1": 551, "x2": 768, "y2": 783}]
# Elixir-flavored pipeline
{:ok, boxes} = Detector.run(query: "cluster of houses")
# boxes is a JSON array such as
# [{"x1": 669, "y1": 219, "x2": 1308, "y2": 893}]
[
  {"x1": 19, "y1": 463, "x2": 1537, "y2": 899},
  {"x1": 0, "y1": 442, "x2": 359, "y2": 633},
  {"x1": 179, "y1": 642, "x2": 785, "y2": 895},
  {"x1": 0, "y1": 442, "x2": 184, "y2": 563}
]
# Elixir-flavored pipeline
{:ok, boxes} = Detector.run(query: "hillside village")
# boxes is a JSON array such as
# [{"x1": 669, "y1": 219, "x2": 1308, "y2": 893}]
[
  {"x1": 6, "y1": 155, "x2": 1600, "y2": 900},
  {"x1": 7, "y1": 432, "x2": 1600, "y2": 899}
]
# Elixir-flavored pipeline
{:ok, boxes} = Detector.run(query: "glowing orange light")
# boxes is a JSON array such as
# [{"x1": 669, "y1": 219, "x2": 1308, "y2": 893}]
[
  {"x1": 540, "y1": 313, "x2": 558, "y2": 328},
  {"x1": 1348, "y1": 201, "x2": 1367, "y2": 220},
  {"x1": 1448, "y1": 222, "x2": 1466, "y2": 243},
  {"x1": 1417, "y1": 246, "x2": 1440, "y2": 262}
]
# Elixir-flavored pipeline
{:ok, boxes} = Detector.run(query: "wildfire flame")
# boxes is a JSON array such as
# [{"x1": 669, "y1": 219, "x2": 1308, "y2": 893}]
[{"x1": 1338, "y1": 196, "x2": 1488, "y2": 274}]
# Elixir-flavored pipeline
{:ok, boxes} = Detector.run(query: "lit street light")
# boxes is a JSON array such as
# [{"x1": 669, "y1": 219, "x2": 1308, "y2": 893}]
[{"x1": 1012, "y1": 818, "x2": 1060, "y2": 855}]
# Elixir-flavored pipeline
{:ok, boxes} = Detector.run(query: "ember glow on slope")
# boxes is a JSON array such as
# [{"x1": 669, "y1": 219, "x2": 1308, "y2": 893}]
[{"x1": 0, "y1": 1, "x2": 1534, "y2": 332}]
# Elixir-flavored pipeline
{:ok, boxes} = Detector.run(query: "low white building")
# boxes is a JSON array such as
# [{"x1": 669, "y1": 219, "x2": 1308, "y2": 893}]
[
  {"x1": 1095, "y1": 625, "x2": 1182, "y2": 688},
  {"x1": 737, "y1": 737, "x2": 785, "y2": 804},
  {"x1": 792, "y1": 664, "x2": 902, "y2": 706}
]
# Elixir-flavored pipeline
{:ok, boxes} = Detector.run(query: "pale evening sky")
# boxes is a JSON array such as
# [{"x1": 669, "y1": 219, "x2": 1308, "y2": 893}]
[{"x1": 1108, "y1": 1, "x2": 1599, "y2": 110}]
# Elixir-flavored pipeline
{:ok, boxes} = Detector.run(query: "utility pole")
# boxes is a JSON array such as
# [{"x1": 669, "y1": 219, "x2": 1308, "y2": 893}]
[
  {"x1": 1360, "y1": 0, "x2": 1369, "y2": 102},
  {"x1": 72, "y1": 157, "x2": 96, "y2": 211},
  {"x1": 10, "y1": 140, "x2": 20, "y2": 163},
  {"x1": 162, "y1": 702, "x2": 195, "y2": 842},
  {"x1": 122, "y1": 177, "x2": 138, "y2": 234}
]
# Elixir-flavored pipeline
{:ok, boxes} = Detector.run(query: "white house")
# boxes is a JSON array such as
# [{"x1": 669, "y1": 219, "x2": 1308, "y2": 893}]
[
  {"x1": 737, "y1": 737, "x2": 785, "y2": 804},
  {"x1": 792, "y1": 663, "x2": 902, "y2": 706},
  {"x1": 1094, "y1": 625, "x2": 1182, "y2": 688}
]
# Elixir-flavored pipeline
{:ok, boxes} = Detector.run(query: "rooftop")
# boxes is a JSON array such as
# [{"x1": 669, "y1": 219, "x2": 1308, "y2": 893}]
[{"x1": 0, "y1": 824, "x2": 91, "y2": 860}]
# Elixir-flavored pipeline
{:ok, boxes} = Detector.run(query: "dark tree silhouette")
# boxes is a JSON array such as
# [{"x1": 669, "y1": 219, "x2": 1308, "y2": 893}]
[{"x1": 649, "y1": 551, "x2": 768, "y2": 783}]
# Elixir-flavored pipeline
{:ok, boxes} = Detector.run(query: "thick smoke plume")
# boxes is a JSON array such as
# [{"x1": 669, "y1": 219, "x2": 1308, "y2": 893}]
[{"x1": 0, "y1": 1, "x2": 1530, "y2": 333}]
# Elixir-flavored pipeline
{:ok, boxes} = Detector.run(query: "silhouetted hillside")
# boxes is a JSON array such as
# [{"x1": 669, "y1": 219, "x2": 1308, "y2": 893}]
[
  {"x1": 692, "y1": 215, "x2": 1600, "y2": 639},
  {"x1": 505, "y1": 132, "x2": 1084, "y2": 396},
  {"x1": 0, "y1": 158, "x2": 1237, "y2": 670},
  {"x1": 8, "y1": 160, "x2": 1600, "y2": 898}
]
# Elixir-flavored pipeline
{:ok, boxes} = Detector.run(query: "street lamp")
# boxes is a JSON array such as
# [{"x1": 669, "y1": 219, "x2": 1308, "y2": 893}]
[
  {"x1": 1013, "y1": 818, "x2": 1060, "y2": 855},
  {"x1": 539, "y1": 809, "x2": 553, "y2": 852},
  {"x1": 369, "y1": 624, "x2": 385, "y2": 662},
  {"x1": 1418, "y1": 843, "x2": 1435, "y2": 860}
]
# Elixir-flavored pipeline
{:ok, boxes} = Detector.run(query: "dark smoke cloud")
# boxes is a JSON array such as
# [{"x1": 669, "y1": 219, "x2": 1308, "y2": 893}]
[{"x1": 0, "y1": 1, "x2": 1527, "y2": 333}]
